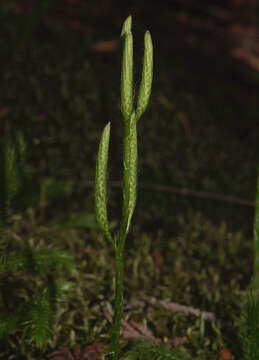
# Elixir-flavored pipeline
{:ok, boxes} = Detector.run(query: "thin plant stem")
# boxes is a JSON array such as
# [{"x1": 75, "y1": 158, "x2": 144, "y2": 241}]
[
  {"x1": 94, "y1": 15, "x2": 153, "y2": 360},
  {"x1": 112, "y1": 113, "x2": 138, "y2": 360},
  {"x1": 112, "y1": 247, "x2": 125, "y2": 360}
]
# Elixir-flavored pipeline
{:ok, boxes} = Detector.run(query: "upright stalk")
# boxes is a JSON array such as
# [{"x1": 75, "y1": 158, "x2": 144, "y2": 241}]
[
  {"x1": 94, "y1": 15, "x2": 153, "y2": 360},
  {"x1": 112, "y1": 112, "x2": 138, "y2": 359},
  {"x1": 112, "y1": 248, "x2": 125, "y2": 360}
]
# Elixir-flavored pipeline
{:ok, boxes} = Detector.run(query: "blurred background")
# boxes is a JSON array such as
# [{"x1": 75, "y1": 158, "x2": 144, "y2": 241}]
[
  {"x1": 1, "y1": 0, "x2": 258, "y2": 235},
  {"x1": 2, "y1": 0, "x2": 259, "y2": 236},
  {"x1": 1, "y1": 1, "x2": 259, "y2": 358}
]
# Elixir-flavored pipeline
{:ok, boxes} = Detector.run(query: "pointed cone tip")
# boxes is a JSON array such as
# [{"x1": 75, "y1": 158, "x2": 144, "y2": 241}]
[
  {"x1": 121, "y1": 15, "x2": 132, "y2": 37},
  {"x1": 144, "y1": 30, "x2": 152, "y2": 42}
]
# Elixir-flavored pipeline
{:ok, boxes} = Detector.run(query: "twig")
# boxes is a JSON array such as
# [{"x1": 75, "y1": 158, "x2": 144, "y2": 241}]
[
  {"x1": 103, "y1": 308, "x2": 156, "y2": 342},
  {"x1": 102, "y1": 308, "x2": 187, "y2": 346},
  {"x1": 123, "y1": 297, "x2": 216, "y2": 321},
  {"x1": 72, "y1": 180, "x2": 255, "y2": 208},
  {"x1": 126, "y1": 320, "x2": 158, "y2": 342},
  {"x1": 158, "y1": 300, "x2": 216, "y2": 321}
]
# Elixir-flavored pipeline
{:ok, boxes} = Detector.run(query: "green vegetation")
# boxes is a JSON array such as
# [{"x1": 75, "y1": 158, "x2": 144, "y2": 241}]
[
  {"x1": 0, "y1": 4, "x2": 258, "y2": 360},
  {"x1": 0, "y1": 125, "x2": 77, "y2": 351},
  {"x1": 240, "y1": 170, "x2": 259, "y2": 360}
]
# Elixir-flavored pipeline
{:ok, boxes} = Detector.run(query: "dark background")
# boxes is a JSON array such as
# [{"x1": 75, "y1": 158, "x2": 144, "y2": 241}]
[
  {"x1": 1, "y1": 1, "x2": 259, "y2": 358},
  {"x1": 1, "y1": 0, "x2": 258, "y2": 233}
]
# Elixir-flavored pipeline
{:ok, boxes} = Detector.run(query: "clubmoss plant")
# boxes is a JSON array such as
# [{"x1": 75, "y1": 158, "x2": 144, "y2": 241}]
[
  {"x1": 94, "y1": 15, "x2": 151, "y2": 360},
  {"x1": 95, "y1": 16, "x2": 187, "y2": 360}
]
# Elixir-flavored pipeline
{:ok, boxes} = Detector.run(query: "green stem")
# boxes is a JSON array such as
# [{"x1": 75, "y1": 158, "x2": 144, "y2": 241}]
[
  {"x1": 103, "y1": 16, "x2": 151, "y2": 360},
  {"x1": 112, "y1": 245, "x2": 125, "y2": 360},
  {"x1": 112, "y1": 117, "x2": 132, "y2": 360}
]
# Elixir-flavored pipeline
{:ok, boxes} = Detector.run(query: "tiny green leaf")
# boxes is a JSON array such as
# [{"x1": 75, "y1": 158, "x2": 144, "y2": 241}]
[
  {"x1": 94, "y1": 122, "x2": 113, "y2": 246},
  {"x1": 136, "y1": 31, "x2": 153, "y2": 122},
  {"x1": 121, "y1": 15, "x2": 132, "y2": 37},
  {"x1": 121, "y1": 31, "x2": 133, "y2": 124}
]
